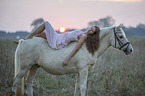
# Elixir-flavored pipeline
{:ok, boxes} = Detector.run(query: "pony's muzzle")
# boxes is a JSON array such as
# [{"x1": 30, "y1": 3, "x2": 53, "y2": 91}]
[{"x1": 123, "y1": 44, "x2": 133, "y2": 55}]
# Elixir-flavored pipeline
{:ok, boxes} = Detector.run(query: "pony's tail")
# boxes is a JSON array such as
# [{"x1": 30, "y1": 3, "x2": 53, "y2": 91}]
[{"x1": 14, "y1": 39, "x2": 24, "y2": 96}]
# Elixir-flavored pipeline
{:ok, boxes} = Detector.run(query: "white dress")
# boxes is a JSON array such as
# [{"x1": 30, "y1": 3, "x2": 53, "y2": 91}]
[{"x1": 44, "y1": 21, "x2": 87, "y2": 49}]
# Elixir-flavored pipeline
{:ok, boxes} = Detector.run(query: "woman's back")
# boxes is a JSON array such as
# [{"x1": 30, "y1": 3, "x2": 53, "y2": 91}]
[{"x1": 51, "y1": 30, "x2": 86, "y2": 49}]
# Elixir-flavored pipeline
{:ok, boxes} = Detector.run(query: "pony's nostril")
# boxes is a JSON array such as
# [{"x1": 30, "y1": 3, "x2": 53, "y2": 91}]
[{"x1": 130, "y1": 49, "x2": 132, "y2": 52}]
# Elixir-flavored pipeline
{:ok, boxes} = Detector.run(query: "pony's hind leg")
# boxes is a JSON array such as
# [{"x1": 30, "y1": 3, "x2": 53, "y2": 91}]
[
  {"x1": 12, "y1": 68, "x2": 29, "y2": 95},
  {"x1": 26, "y1": 64, "x2": 39, "y2": 96}
]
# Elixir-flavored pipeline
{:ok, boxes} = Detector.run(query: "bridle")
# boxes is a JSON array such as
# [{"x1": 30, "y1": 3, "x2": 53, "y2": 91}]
[{"x1": 113, "y1": 28, "x2": 130, "y2": 51}]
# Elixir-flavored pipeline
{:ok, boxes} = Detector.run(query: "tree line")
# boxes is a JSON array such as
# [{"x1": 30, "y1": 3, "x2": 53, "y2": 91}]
[{"x1": 0, "y1": 17, "x2": 145, "y2": 39}]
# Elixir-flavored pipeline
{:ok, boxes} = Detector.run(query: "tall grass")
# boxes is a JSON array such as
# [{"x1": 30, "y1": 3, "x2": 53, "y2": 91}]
[
  {"x1": 0, "y1": 39, "x2": 17, "y2": 96},
  {"x1": 0, "y1": 38, "x2": 144, "y2": 96}
]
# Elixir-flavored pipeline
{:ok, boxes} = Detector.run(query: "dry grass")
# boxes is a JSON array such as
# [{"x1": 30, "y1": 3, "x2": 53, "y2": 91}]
[
  {"x1": 0, "y1": 39, "x2": 16, "y2": 96},
  {"x1": 0, "y1": 38, "x2": 145, "y2": 96}
]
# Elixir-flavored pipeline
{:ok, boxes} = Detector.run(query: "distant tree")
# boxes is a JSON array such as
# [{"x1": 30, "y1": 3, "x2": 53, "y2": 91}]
[
  {"x1": 0, "y1": 31, "x2": 7, "y2": 38},
  {"x1": 123, "y1": 23, "x2": 145, "y2": 37},
  {"x1": 31, "y1": 18, "x2": 45, "y2": 32},
  {"x1": 88, "y1": 16, "x2": 115, "y2": 28},
  {"x1": 6, "y1": 31, "x2": 29, "y2": 38},
  {"x1": 135, "y1": 23, "x2": 145, "y2": 36},
  {"x1": 136, "y1": 23, "x2": 145, "y2": 30}
]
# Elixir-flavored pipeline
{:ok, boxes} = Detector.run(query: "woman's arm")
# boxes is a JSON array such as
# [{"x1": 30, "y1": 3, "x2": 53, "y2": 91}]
[{"x1": 63, "y1": 35, "x2": 86, "y2": 66}]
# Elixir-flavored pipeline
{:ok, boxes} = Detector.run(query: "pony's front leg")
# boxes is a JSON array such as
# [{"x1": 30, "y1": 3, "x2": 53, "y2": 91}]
[
  {"x1": 26, "y1": 65, "x2": 38, "y2": 96},
  {"x1": 79, "y1": 66, "x2": 88, "y2": 96}
]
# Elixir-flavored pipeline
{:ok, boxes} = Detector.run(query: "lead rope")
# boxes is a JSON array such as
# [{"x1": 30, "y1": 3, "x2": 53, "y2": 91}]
[{"x1": 74, "y1": 73, "x2": 78, "y2": 96}]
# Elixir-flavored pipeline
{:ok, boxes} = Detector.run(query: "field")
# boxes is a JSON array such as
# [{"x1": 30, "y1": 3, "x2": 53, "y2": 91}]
[{"x1": 0, "y1": 38, "x2": 145, "y2": 96}]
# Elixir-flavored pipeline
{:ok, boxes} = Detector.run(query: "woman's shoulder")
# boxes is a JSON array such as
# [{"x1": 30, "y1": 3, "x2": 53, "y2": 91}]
[{"x1": 76, "y1": 30, "x2": 87, "y2": 39}]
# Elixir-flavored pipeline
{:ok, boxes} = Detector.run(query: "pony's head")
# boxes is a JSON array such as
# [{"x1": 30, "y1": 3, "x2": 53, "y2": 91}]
[{"x1": 110, "y1": 24, "x2": 133, "y2": 55}]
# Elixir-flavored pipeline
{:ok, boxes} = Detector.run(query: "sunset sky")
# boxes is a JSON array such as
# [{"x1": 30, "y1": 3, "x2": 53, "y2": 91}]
[{"x1": 0, "y1": 0, "x2": 145, "y2": 32}]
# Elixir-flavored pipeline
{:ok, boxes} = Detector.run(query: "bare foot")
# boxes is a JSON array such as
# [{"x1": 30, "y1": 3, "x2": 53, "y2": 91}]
[{"x1": 13, "y1": 40, "x2": 19, "y2": 44}]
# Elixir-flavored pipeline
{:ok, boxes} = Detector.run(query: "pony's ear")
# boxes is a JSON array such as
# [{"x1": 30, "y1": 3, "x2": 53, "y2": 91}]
[{"x1": 118, "y1": 24, "x2": 123, "y2": 28}]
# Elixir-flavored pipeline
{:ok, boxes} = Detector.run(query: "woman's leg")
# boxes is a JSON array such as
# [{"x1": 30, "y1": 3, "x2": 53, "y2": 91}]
[
  {"x1": 34, "y1": 32, "x2": 47, "y2": 39},
  {"x1": 25, "y1": 23, "x2": 45, "y2": 39},
  {"x1": 44, "y1": 21, "x2": 58, "y2": 48}
]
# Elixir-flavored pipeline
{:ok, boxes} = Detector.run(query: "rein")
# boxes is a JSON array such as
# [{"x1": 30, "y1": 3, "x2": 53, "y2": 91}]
[{"x1": 113, "y1": 28, "x2": 130, "y2": 51}]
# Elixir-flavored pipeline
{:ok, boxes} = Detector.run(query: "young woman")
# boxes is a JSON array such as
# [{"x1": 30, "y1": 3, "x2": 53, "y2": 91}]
[{"x1": 25, "y1": 21, "x2": 100, "y2": 66}]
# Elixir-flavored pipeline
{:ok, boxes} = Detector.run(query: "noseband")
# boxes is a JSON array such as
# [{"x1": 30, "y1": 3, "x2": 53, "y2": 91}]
[{"x1": 113, "y1": 28, "x2": 130, "y2": 51}]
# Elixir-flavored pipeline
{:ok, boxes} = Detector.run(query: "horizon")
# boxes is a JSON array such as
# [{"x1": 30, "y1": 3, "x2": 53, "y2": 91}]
[{"x1": 0, "y1": 0, "x2": 145, "y2": 32}]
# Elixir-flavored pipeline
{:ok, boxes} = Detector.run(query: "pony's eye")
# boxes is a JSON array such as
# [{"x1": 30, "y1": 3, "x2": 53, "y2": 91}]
[{"x1": 119, "y1": 36, "x2": 123, "y2": 39}]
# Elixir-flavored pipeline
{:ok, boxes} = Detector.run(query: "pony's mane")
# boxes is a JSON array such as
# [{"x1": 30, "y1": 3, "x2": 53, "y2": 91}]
[{"x1": 99, "y1": 26, "x2": 116, "y2": 39}]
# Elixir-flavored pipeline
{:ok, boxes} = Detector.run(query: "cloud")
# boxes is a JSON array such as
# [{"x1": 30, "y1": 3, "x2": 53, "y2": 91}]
[{"x1": 81, "y1": 0, "x2": 144, "y2": 2}]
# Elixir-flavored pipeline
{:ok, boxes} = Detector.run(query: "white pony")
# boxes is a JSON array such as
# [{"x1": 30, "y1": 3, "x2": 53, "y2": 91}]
[{"x1": 12, "y1": 24, "x2": 133, "y2": 96}]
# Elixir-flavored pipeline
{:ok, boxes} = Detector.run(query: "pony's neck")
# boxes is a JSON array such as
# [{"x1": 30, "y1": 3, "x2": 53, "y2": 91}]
[{"x1": 94, "y1": 26, "x2": 115, "y2": 58}]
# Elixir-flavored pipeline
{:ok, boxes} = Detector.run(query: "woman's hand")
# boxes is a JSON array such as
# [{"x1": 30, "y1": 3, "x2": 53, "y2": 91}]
[{"x1": 63, "y1": 59, "x2": 69, "y2": 66}]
